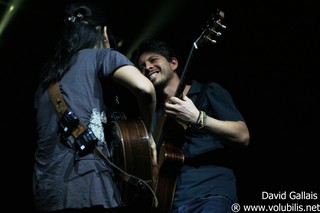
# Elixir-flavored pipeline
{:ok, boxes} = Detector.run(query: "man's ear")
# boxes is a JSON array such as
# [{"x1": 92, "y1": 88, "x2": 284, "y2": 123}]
[
  {"x1": 171, "y1": 57, "x2": 179, "y2": 71},
  {"x1": 103, "y1": 26, "x2": 110, "y2": 48}
]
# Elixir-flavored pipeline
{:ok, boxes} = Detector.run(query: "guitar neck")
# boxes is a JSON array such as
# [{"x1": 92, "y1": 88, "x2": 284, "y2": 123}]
[
  {"x1": 155, "y1": 44, "x2": 195, "y2": 151},
  {"x1": 175, "y1": 9, "x2": 225, "y2": 99},
  {"x1": 174, "y1": 45, "x2": 196, "y2": 98}
]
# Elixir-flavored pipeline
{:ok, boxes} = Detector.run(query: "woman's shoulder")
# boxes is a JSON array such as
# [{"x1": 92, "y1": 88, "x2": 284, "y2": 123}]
[{"x1": 79, "y1": 48, "x2": 111, "y2": 55}]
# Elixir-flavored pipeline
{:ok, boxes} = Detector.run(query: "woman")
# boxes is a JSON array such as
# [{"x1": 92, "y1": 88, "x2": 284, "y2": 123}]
[{"x1": 33, "y1": 2, "x2": 156, "y2": 212}]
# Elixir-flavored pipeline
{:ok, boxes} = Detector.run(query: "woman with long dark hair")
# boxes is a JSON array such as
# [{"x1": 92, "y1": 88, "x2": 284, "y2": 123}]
[{"x1": 33, "y1": 2, "x2": 156, "y2": 212}]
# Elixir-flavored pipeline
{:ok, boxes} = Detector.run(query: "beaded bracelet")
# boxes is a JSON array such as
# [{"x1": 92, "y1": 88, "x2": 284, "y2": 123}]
[
  {"x1": 194, "y1": 110, "x2": 207, "y2": 129},
  {"x1": 199, "y1": 111, "x2": 207, "y2": 129}
]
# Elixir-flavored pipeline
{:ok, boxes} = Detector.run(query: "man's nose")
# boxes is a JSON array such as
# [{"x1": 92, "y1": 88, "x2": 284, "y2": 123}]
[
  {"x1": 145, "y1": 61, "x2": 154, "y2": 70},
  {"x1": 143, "y1": 62, "x2": 154, "y2": 74}
]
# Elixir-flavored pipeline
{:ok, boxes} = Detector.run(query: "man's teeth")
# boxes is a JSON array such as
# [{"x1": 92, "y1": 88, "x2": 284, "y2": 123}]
[{"x1": 149, "y1": 72, "x2": 157, "y2": 81}]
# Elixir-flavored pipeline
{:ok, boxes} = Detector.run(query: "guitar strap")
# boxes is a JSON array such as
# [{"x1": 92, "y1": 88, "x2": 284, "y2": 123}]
[{"x1": 47, "y1": 82, "x2": 158, "y2": 207}]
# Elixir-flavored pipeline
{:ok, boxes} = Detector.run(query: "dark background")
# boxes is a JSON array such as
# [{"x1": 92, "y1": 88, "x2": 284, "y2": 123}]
[{"x1": 1, "y1": 0, "x2": 319, "y2": 211}]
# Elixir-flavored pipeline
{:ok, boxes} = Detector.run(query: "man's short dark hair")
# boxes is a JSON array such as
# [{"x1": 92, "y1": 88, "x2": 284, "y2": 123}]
[{"x1": 131, "y1": 39, "x2": 177, "y2": 66}]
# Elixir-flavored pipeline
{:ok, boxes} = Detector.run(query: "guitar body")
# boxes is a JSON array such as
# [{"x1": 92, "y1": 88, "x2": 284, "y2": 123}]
[
  {"x1": 152, "y1": 117, "x2": 185, "y2": 213},
  {"x1": 105, "y1": 119, "x2": 155, "y2": 211}
]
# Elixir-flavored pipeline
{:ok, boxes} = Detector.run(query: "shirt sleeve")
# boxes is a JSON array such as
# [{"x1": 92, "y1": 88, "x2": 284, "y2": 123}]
[
  {"x1": 96, "y1": 48, "x2": 134, "y2": 79},
  {"x1": 206, "y1": 82, "x2": 245, "y2": 121}
]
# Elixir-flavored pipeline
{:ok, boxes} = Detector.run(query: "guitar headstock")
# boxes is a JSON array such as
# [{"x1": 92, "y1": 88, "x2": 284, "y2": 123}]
[
  {"x1": 193, "y1": 9, "x2": 226, "y2": 49},
  {"x1": 177, "y1": 9, "x2": 226, "y2": 98}
]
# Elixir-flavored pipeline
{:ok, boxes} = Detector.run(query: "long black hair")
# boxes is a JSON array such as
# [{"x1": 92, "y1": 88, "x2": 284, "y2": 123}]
[{"x1": 39, "y1": 2, "x2": 108, "y2": 90}]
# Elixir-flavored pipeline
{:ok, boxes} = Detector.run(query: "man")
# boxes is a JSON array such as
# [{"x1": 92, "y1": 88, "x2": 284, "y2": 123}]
[{"x1": 131, "y1": 39, "x2": 250, "y2": 213}]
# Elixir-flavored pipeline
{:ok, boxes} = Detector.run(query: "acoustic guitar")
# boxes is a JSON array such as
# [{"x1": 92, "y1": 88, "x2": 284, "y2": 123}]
[{"x1": 152, "y1": 9, "x2": 226, "y2": 213}]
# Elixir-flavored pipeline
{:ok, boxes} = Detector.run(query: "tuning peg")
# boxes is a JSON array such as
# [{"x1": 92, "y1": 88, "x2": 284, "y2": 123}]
[
  {"x1": 217, "y1": 22, "x2": 226, "y2": 29},
  {"x1": 210, "y1": 29, "x2": 222, "y2": 37},
  {"x1": 205, "y1": 36, "x2": 217, "y2": 44}
]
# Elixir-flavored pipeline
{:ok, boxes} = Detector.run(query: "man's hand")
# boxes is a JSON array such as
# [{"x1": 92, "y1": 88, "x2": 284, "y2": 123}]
[{"x1": 164, "y1": 93, "x2": 200, "y2": 125}]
